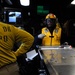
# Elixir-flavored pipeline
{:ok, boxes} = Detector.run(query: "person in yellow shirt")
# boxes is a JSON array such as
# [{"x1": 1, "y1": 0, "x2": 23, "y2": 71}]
[
  {"x1": 32, "y1": 13, "x2": 67, "y2": 64},
  {"x1": 0, "y1": 8, "x2": 34, "y2": 75},
  {"x1": 33, "y1": 13, "x2": 67, "y2": 47}
]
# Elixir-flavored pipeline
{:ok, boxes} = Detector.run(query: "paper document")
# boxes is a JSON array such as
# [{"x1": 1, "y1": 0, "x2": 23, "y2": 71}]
[{"x1": 26, "y1": 49, "x2": 38, "y2": 60}]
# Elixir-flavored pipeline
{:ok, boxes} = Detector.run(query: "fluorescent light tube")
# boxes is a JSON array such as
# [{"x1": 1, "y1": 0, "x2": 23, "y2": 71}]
[
  {"x1": 71, "y1": 0, "x2": 75, "y2": 5},
  {"x1": 20, "y1": 0, "x2": 30, "y2": 6}
]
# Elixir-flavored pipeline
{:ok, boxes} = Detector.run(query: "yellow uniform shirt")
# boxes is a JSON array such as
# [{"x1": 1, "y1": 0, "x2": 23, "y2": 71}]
[
  {"x1": 0, "y1": 22, "x2": 34, "y2": 68},
  {"x1": 42, "y1": 25, "x2": 62, "y2": 46}
]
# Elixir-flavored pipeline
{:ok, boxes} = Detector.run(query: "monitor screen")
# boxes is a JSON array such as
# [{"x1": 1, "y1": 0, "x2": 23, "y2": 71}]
[{"x1": 8, "y1": 11, "x2": 22, "y2": 23}]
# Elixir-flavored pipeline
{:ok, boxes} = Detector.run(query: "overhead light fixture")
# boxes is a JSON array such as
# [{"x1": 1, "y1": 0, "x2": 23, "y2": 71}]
[
  {"x1": 20, "y1": 0, "x2": 30, "y2": 6},
  {"x1": 71, "y1": 0, "x2": 75, "y2": 5}
]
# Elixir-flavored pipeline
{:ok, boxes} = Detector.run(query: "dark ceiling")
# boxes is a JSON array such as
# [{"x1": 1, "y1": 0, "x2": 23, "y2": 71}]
[
  {"x1": 1, "y1": 0, "x2": 75, "y2": 23},
  {"x1": 3, "y1": 0, "x2": 73, "y2": 7},
  {"x1": 2, "y1": 0, "x2": 73, "y2": 9}
]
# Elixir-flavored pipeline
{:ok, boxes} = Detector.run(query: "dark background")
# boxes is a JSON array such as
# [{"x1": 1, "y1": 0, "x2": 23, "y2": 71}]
[
  {"x1": 1, "y1": 0, "x2": 75, "y2": 35},
  {"x1": 2, "y1": 0, "x2": 74, "y2": 21}
]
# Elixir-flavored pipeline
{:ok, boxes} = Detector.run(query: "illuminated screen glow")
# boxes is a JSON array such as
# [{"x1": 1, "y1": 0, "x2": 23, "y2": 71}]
[{"x1": 9, "y1": 11, "x2": 21, "y2": 23}]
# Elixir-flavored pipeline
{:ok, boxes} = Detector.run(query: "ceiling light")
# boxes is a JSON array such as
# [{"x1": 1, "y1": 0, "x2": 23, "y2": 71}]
[
  {"x1": 20, "y1": 0, "x2": 30, "y2": 6},
  {"x1": 71, "y1": 0, "x2": 75, "y2": 4}
]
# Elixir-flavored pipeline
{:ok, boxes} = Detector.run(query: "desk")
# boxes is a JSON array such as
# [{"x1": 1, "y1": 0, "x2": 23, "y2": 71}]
[{"x1": 38, "y1": 46, "x2": 75, "y2": 75}]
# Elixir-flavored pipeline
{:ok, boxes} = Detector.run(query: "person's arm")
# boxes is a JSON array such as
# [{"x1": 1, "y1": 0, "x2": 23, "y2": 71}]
[
  {"x1": 13, "y1": 26, "x2": 34, "y2": 57},
  {"x1": 31, "y1": 35, "x2": 42, "y2": 50},
  {"x1": 34, "y1": 35, "x2": 42, "y2": 45},
  {"x1": 31, "y1": 29, "x2": 45, "y2": 49}
]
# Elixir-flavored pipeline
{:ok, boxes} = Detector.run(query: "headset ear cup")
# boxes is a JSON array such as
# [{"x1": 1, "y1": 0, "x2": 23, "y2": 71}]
[{"x1": 44, "y1": 19, "x2": 47, "y2": 25}]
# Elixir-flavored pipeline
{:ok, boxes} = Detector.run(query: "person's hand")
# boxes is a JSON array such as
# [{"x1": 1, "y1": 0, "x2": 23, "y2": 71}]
[{"x1": 38, "y1": 34, "x2": 45, "y2": 39}]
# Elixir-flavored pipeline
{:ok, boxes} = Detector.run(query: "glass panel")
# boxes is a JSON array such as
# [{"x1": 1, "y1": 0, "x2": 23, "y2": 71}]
[{"x1": 39, "y1": 46, "x2": 75, "y2": 75}]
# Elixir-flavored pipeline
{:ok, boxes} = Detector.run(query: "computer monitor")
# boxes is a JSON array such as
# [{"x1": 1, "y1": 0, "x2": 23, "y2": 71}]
[
  {"x1": 3, "y1": 7, "x2": 22, "y2": 24},
  {"x1": 8, "y1": 11, "x2": 22, "y2": 24}
]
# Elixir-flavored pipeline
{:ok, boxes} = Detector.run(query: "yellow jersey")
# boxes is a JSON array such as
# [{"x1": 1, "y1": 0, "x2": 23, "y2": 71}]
[
  {"x1": 42, "y1": 25, "x2": 62, "y2": 46},
  {"x1": 0, "y1": 22, "x2": 34, "y2": 68}
]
